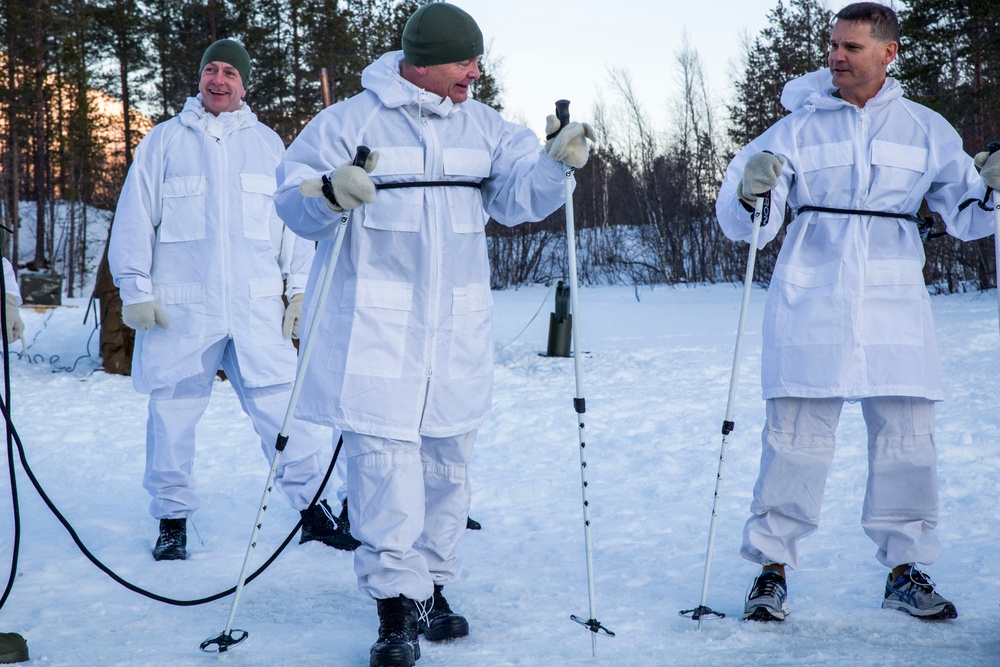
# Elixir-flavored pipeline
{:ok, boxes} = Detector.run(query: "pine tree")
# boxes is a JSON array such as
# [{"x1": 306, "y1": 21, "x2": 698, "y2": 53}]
[
  {"x1": 897, "y1": 0, "x2": 1000, "y2": 151},
  {"x1": 896, "y1": 0, "x2": 1000, "y2": 293},
  {"x1": 728, "y1": 0, "x2": 832, "y2": 149}
]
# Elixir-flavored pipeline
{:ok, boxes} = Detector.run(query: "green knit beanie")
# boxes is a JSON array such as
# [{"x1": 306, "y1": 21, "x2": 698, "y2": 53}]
[
  {"x1": 402, "y1": 3, "x2": 483, "y2": 67},
  {"x1": 200, "y1": 39, "x2": 251, "y2": 87}
]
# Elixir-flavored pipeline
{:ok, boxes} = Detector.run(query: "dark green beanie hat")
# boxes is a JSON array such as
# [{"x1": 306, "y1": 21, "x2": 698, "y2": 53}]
[
  {"x1": 402, "y1": 3, "x2": 483, "y2": 67},
  {"x1": 200, "y1": 39, "x2": 251, "y2": 87}
]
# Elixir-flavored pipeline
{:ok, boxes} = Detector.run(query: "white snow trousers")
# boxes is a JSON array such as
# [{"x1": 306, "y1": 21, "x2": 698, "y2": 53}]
[
  {"x1": 344, "y1": 429, "x2": 476, "y2": 601},
  {"x1": 144, "y1": 337, "x2": 326, "y2": 518},
  {"x1": 741, "y1": 396, "x2": 941, "y2": 570}
]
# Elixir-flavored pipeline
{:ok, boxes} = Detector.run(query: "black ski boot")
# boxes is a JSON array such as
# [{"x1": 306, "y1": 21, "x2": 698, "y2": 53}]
[
  {"x1": 299, "y1": 499, "x2": 361, "y2": 551},
  {"x1": 371, "y1": 595, "x2": 420, "y2": 667},
  {"x1": 418, "y1": 585, "x2": 469, "y2": 641},
  {"x1": 152, "y1": 518, "x2": 186, "y2": 561}
]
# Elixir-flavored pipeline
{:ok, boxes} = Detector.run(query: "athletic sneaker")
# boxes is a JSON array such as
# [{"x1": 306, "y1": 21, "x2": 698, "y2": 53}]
[
  {"x1": 744, "y1": 569, "x2": 788, "y2": 622},
  {"x1": 882, "y1": 566, "x2": 958, "y2": 620}
]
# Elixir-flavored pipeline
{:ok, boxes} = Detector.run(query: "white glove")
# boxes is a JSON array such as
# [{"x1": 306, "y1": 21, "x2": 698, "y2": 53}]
[
  {"x1": 298, "y1": 151, "x2": 380, "y2": 212},
  {"x1": 283, "y1": 293, "x2": 303, "y2": 340},
  {"x1": 545, "y1": 116, "x2": 596, "y2": 169},
  {"x1": 4, "y1": 293, "x2": 23, "y2": 345},
  {"x1": 121, "y1": 301, "x2": 169, "y2": 331},
  {"x1": 739, "y1": 152, "x2": 785, "y2": 206},
  {"x1": 974, "y1": 150, "x2": 1000, "y2": 190}
]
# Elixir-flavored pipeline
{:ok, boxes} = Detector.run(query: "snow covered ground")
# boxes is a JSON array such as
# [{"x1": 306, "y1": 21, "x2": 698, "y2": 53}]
[{"x1": 2, "y1": 283, "x2": 999, "y2": 666}]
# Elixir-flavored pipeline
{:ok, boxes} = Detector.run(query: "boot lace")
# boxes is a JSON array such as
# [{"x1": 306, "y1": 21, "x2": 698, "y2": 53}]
[{"x1": 749, "y1": 571, "x2": 784, "y2": 600}]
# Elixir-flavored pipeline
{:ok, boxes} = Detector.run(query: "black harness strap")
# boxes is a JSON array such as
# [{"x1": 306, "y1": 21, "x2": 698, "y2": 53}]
[
  {"x1": 797, "y1": 205, "x2": 923, "y2": 224},
  {"x1": 957, "y1": 188, "x2": 995, "y2": 213},
  {"x1": 796, "y1": 205, "x2": 945, "y2": 242},
  {"x1": 375, "y1": 181, "x2": 482, "y2": 191}
]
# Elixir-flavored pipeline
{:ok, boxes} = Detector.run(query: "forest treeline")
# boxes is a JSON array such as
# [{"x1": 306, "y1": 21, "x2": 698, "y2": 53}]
[{"x1": 1, "y1": 0, "x2": 998, "y2": 296}]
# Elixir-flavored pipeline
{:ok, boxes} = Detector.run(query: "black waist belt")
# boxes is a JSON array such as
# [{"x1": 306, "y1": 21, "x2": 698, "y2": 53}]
[
  {"x1": 796, "y1": 205, "x2": 923, "y2": 224},
  {"x1": 796, "y1": 205, "x2": 944, "y2": 242},
  {"x1": 376, "y1": 181, "x2": 482, "y2": 191}
]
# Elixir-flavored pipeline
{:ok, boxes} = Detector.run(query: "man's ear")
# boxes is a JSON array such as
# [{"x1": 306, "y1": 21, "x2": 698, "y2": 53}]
[{"x1": 883, "y1": 41, "x2": 898, "y2": 66}]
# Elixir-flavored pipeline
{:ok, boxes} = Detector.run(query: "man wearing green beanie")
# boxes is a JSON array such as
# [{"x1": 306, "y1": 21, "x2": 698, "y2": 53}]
[
  {"x1": 275, "y1": 3, "x2": 594, "y2": 666},
  {"x1": 109, "y1": 38, "x2": 359, "y2": 564}
]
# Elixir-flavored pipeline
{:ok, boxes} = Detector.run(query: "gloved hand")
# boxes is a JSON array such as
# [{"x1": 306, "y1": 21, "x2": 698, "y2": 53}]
[
  {"x1": 3, "y1": 294, "x2": 23, "y2": 345},
  {"x1": 283, "y1": 293, "x2": 304, "y2": 340},
  {"x1": 298, "y1": 150, "x2": 380, "y2": 212},
  {"x1": 974, "y1": 150, "x2": 1000, "y2": 190},
  {"x1": 545, "y1": 116, "x2": 596, "y2": 169},
  {"x1": 121, "y1": 301, "x2": 169, "y2": 331},
  {"x1": 739, "y1": 152, "x2": 785, "y2": 206}
]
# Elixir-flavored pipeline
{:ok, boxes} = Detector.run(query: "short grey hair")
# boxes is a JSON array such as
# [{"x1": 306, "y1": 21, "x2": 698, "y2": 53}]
[{"x1": 835, "y1": 2, "x2": 900, "y2": 44}]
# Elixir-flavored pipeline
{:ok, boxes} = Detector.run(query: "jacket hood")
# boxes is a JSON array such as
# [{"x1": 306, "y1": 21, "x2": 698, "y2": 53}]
[
  {"x1": 179, "y1": 95, "x2": 257, "y2": 139},
  {"x1": 780, "y1": 68, "x2": 902, "y2": 113},
  {"x1": 361, "y1": 51, "x2": 460, "y2": 119}
]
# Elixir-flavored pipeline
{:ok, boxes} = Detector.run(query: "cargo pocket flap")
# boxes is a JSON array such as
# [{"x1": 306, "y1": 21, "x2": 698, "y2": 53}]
[
  {"x1": 241, "y1": 173, "x2": 277, "y2": 195},
  {"x1": 443, "y1": 148, "x2": 491, "y2": 178},
  {"x1": 153, "y1": 283, "x2": 206, "y2": 305},
  {"x1": 370, "y1": 147, "x2": 424, "y2": 177},
  {"x1": 799, "y1": 142, "x2": 853, "y2": 172},
  {"x1": 249, "y1": 277, "x2": 284, "y2": 298},
  {"x1": 865, "y1": 260, "x2": 925, "y2": 286},
  {"x1": 163, "y1": 176, "x2": 205, "y2": 197},
  {"x1": 871, "y1": 141, "x2": 928, "y2": 172},
  {"x1": 452, "y1": 283, "x2": 493, "y2": 314},
  {"x1": 345, "y1": 279, "x2": 414, "y2": 311},
  {"x1": 773, "y1": 260, "x2": 841, "y2": 288}
]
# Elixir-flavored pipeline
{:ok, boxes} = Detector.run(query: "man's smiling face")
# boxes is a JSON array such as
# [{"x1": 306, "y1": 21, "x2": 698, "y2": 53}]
[{"x1": 199, "y1": 61, "x2": 246, "y2": 115}]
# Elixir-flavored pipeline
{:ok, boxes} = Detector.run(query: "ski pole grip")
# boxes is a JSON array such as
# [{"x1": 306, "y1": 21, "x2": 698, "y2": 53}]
[
  {"x1": 352, "y1": 145, "x2": 371, "y2": 168},
  {"x1": 988, "y1": 142, "x2": 1000, "y2": 155},
  {"x1": 555, "y1": 100, "x2": 570, "y2": 129}
]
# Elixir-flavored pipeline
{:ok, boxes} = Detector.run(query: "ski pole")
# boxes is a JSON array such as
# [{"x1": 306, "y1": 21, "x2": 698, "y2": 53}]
[
  {"x1": 554, "y1": 100, "x2": 614, "y2": 656},
  {"x1": 200, "y1": 145, "x2": 370, "y2": 653},
  {"x1": 680, "y1": 189, "x2": 772, "y2": 629},
  {"x1": 989, "y1": 142, "x2": 1000, "y2": 341}
]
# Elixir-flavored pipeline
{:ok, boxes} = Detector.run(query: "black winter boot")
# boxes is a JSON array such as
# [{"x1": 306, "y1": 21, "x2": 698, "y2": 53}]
[
  {"x1": 152, "y1": 518, "x2": 186, "y2": 561},
  {"x1": 418, "y1": 585, "x2": 469, "y2": 641},
  {"x1": 371, "y1": 595, "x2": 420, "y2": 667},
  {"x1": 299, "y1": 499, "x2": 361, "y2": 551}
]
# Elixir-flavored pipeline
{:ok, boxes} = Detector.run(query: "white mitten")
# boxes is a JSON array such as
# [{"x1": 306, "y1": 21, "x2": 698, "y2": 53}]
[
  {"x1": 283, "y1": 293, "x2": 304, "y2": 340},
  {"x1": 121, "y1": 301, "x2": 170, "y2": 331},
  {"x1": 739, "y1": 152, "x2": 785, "y2": 206},
  {"x1": 545, "y1": 116, "x2": 596, "y2": 169},
  {"x1": 4, "y1": 293, "x2": 23, "y2": 345},
  {"x1": 298, "y1": 151, "x2": 380, "y2": 211},
  {"x1": 974, "y1": 150, "x2": 1000, "y2": 190}
]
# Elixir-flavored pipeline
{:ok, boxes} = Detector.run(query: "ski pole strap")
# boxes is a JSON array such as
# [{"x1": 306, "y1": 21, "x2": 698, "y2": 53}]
[
  {"x1": 795, "y1": 205, "x2": 944, "y2": 242},
  {"x1": 375, "y1": 181, "x2": 482, "y2": 191},
  {"x1": 958, "y1": 189, "x2": 995, "y2": 213}
]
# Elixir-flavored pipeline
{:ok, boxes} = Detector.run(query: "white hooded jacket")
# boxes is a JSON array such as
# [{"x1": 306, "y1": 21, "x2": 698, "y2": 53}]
[
  {"x1": 275, "y1": 51, "x2": 568, "y2": 440},
  {"x1": 717, "y1": 69, "x2": 995, "y2": 400},
  {"x1": 110, "y1": 96, "x2": 314, "y2": 394}
]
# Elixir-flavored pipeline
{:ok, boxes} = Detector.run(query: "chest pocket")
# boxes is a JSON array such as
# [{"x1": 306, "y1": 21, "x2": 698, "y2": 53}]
[
  {"x1": 241, "y1": 173, "x2": 277, "y2": 241},
  {"x1": 363, "y1": 147, "x2": 425, "y2": 233},
  {"x1": 160, "y1": 176, "x2": 206, "y2": 242},
  {"x1": 443, "y1": 149, "x2": 490, "y2": 234},
  {"x1": 870, "y1": 141, "x2": 928, "y2": 202},
  {"x1": 798, "y1": 141, "x2": 853, "y2": 205}
]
